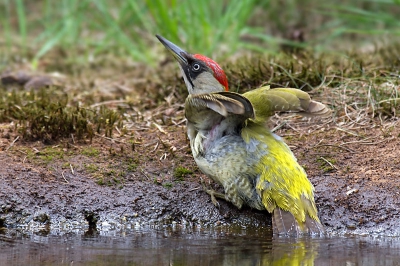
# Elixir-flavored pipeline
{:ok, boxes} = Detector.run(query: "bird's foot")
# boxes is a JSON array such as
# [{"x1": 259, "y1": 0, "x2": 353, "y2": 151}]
[{"x1": 200, "y1": 178, "x2": 226, "y2": 208}]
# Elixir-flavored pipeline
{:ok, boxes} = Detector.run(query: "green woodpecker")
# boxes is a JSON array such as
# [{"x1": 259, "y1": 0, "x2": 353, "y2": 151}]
[{"x1": 156, "y1": 35, "x2": 328, "y2": 236}]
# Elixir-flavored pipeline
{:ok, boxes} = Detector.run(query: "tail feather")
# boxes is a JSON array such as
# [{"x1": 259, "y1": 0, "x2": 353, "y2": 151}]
[
  {"x1": 301, "y1": 100, "x2": 331, "y2": 117},
  {"x1": 272, "y1": 208, "x2": 324, "y2": 236},
  {"x1": 272, "y1": 208, "x2": 300, "y2": 236},
  {"x1": 304, "y1": 214, "x2": 325, "y2": 235}
]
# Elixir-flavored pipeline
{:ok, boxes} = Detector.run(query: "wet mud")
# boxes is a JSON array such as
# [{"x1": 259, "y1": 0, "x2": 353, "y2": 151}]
[
  {"x1": 1, "y1": 66, "x2": 399, "y2": 236},
  {"x1": 1, "y1": 119, "x2": 399, "y2": 236},
  {"x1": 0, "y1": 150, "x2": 269, "y2": 233}
]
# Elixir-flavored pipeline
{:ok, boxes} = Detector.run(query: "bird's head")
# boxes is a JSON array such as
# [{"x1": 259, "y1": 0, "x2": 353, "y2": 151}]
[{"x1": 156, "y1": 35, "x2": 228, "y2": 94}]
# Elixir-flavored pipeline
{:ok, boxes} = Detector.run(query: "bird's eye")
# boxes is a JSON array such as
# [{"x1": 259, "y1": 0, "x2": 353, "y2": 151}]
[{"x1": 192, "y1": 63, "x2": 201, "y2": 72}]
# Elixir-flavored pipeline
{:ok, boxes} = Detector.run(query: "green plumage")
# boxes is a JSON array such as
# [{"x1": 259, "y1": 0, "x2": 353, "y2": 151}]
[
  {"x1": 243, "y1": 86, "x2": 330, "y2": 122},
  {"x1": 185, "y1": 89, "x2": 327, "y2": 235},
  {"x1": 242, "y1": 122, "x2": 321, "y2": 233},
  {"x1": 156, "y1": 35, "x2": 328, "y2": 235}
]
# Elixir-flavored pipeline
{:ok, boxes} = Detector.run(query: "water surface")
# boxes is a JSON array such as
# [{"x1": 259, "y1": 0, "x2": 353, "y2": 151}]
[{"x1": 1, "y1": 226, "x2": 400, "y2": 265}]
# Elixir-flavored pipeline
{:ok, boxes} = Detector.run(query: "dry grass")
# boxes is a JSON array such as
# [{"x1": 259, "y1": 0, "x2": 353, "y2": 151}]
[{"x1": 0, "y1": 42, "x2": 399, "y2": 148}]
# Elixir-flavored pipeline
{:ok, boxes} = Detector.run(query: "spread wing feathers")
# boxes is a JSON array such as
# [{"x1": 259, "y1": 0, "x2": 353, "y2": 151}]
[
  {"x1": 185, "y1": 92, "x2": 255, "y2": 131},
  {"x1": 185, "y1": 92, "x2": 255, "y2": 119},
  {"x1": 243, "y1": 86, "x2": 331, "y2": 122},
  {"x1": 214, "y1": 91, "x2": 255, "y2": 119}
]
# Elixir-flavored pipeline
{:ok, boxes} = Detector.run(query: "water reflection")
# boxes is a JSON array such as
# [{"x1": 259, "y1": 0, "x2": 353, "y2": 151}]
[{"x1": 1, "y1": 225, "x2": 400, "y2": 265}]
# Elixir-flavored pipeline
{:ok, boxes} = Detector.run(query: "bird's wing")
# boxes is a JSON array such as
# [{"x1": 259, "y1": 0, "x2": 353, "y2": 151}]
[
  {"x1": 213, "y1": 91, "x2": 255, "y2": 119},
  {"x1": 185, "y1": 92, "x2": 254, "y2": 131},
  {"x1": 243, "y1": 86, "x2": 330, "y2": 123}
]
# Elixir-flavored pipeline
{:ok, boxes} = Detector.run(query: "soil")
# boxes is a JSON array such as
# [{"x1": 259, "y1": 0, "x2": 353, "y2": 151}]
[
  {"x1": 1, "y1": 69, "x2": 400, "y2": 236},
  {"x1": 0, "y1": 119, "x2": 271, "y2": 232}
]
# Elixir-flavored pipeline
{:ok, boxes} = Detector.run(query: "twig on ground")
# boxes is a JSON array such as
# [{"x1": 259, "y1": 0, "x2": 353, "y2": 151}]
[
  {"x1": 335, "y1": 127, "x2": 360, "y2": 137},
  {"x1": 153, "y1": 122, "x2": 168, "y2": 134},
  {"x1": 61, "y1": 171, "x2": 69, "y2": 183},
  {"x1": 140, "y1": 168, "x2": 150, "y2": 180},
  {"x1": 339, "y1": 136, "x2": 376, "y2": 146},
  {"x1": 271, "y1": 121, "x2": 287, "y2": 132},
  {"x1": 90, "y1": 100, "x2": 128, "y2": 108},
  {"x1": 70, "y1": 164, "x2": 75, "y2": 175},
  {"x1": 316, "y1": 144, "x2": 356, "y2": 153},
  {"x1": 319, "y1": 156, "x2": 338, "y2": 170},
  {"x1": 171, "y1": 118, "x2": 187, "y2": 126},
  {"x1": 94, "y1": 133, "x2": 130, "y2": 144},
  {"x1": 6, "y1": 136, "x2": 19, "y2": 151}
]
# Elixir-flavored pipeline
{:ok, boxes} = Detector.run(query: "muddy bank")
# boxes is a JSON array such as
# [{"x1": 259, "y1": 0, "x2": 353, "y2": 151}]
[
  {"x1": 0, "y1": 151, "x2": 269, "y2": 233},
  {"x1": 1, "y1": 119, "x2": 399, "y2": 236},
  {"x1": 294, "y1": 119, "x2": 400, "y2": 236}
]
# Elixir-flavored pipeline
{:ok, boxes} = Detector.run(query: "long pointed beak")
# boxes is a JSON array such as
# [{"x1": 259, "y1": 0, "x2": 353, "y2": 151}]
[{"x1": 156, "y1": 35, "x2": 189, "y2": 66}]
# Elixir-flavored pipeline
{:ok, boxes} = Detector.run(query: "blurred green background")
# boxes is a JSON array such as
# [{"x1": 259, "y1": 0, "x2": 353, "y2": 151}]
[{"x1": 1, "y1": 0, "x2": 400, "y2": 65}]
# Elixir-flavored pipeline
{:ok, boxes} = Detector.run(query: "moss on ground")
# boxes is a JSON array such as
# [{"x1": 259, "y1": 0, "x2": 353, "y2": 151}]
[
  {"x1": 173, "y1": 166, "x2": 193, "y2": 180},
  {"x1": 1, "y1": 43, "x2": 399, "y2": 147},
  {"x1": 1, "y1": 42, "x2": 399, "y2": 192}
]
